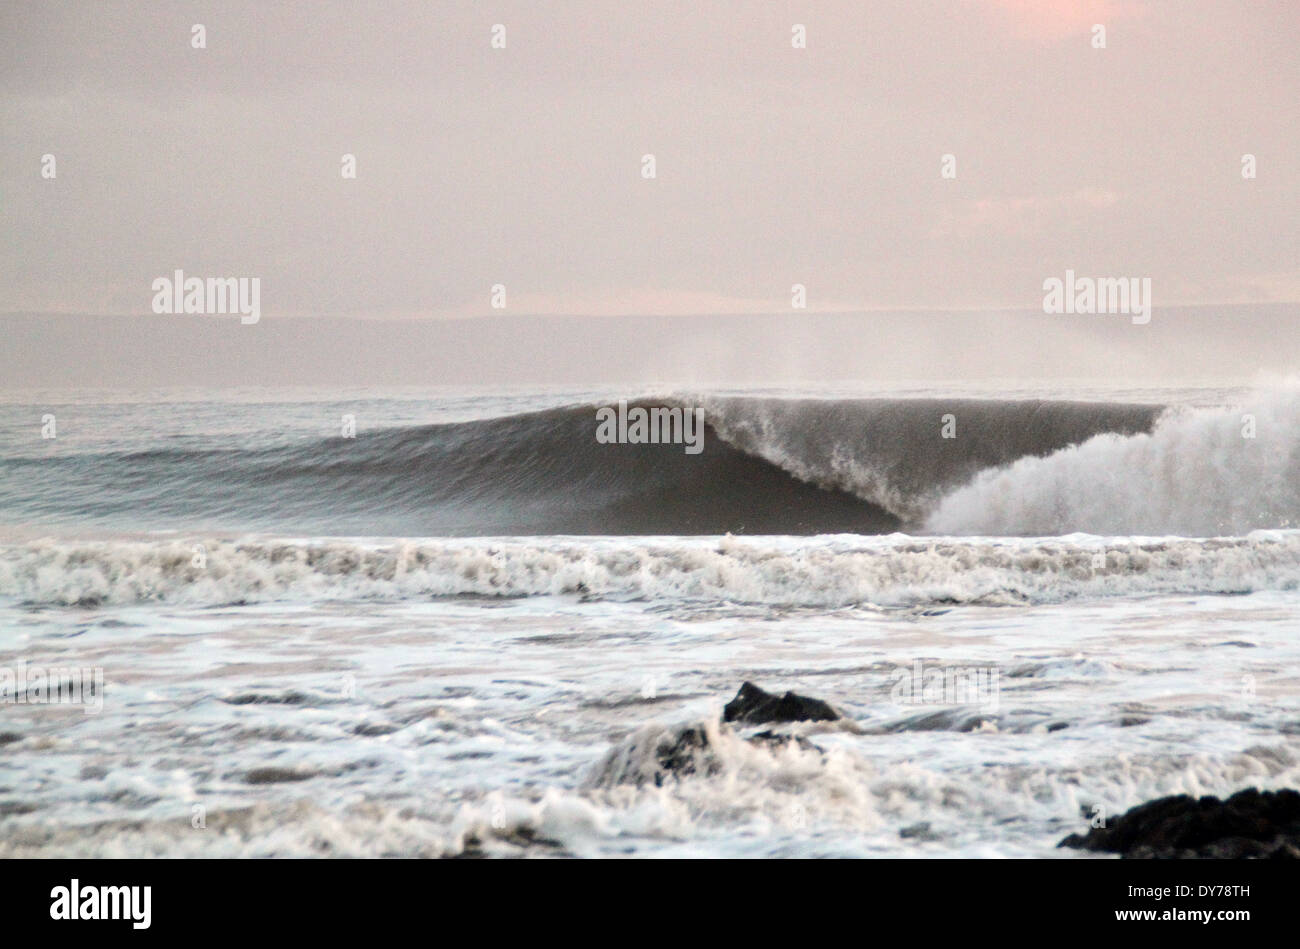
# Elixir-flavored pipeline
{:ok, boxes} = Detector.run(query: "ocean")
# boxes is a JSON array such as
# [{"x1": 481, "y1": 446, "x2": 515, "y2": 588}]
[{"x1": 1, "y1": 383, "x2": 1298, "y2": 857}]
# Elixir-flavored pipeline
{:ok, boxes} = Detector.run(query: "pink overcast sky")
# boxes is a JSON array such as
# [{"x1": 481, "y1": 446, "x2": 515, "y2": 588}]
[{"x1": 1, "y1": 0, "x2": 1296, "y2": 320}]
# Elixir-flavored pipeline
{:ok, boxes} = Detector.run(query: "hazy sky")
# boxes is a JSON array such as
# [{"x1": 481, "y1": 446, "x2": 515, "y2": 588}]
[{"x1": 1, "y1": 1, "x2": 1297, "y2": 386}]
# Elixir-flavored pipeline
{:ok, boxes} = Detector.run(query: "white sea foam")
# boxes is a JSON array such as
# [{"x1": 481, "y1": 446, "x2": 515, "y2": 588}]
[
  {"x1": 2, "y1": 531, "x2": 1299, "y2": 609},
  {"x1": 3, "y1": 730, "x2": 1295, "y2": 859},
  {"x1": 926, "y1": 389, "x2": 1300, "y2": 535},
  {"x1": 3, "y1": 387, "x2": 1298, "y2": 858}
]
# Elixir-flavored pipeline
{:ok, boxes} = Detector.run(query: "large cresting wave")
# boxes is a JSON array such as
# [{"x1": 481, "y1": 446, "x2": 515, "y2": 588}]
[{"x1": 0, "y1": 396, "x2": 1168, "y2": 536}]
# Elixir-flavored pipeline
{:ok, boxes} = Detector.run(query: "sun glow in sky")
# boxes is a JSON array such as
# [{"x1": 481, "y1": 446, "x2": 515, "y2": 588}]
[{"x1": 974, "y1": 0, "x2": 1139, "y2": 39}]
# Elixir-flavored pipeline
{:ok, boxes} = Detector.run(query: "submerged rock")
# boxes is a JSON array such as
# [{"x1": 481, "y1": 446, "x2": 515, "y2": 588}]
[
  {"x1": 587, "y1": 720, "x2": 827, "y2": 789},
  {"x1": 587, "y1": 683, "x2": 840, "y2": 789},
  {"x1": 723, "y1": 681, "x2": 840, "y2": 725},
  {"x1": 647, "y1": 725, "x2": 720, "y2": 782},
  {"x1": 585, "y1": 722, "x2": 726, "y2": 789},
  {"x1": 748, "y1": 730, "x2": 826, "y2": 753},
  {"x1": 451, "y1": 827, "x2": 569, "y2": 859},
  {"x1": 871, "y1": 707, "x2": 998, "y2": 733},
  {"x1": 244, "y1": 766, "x2": 320, "y2": 785},
  {"x1": 899, "y1": 821, "x2": 942, "y2": 842},
  {"x1": 1059, "y1": 788, "x2": 1300, "y2": 858}
]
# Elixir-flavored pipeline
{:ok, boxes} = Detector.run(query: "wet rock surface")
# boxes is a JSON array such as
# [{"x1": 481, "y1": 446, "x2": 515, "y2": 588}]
[
  {"x1": 585, "y1": 722, "x2": 725, "y2": 789},
  {"x1": 1059, "y1": 788, "x2": 1300, "y2": 858},
  {"x1": 244, "y1": 767, "x2": 321, "y2": 785},
  {"x1": 588, "y1": 683, "x2": 841, "y2": 789},
  {"x1": 723, "y1": 681, "x2": 840, "y2": 725}
]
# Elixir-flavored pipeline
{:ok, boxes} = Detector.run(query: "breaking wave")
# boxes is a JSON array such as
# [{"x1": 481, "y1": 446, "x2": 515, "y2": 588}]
[
  {"x1": 0, "y1": 396, "x2": 1163, "y2": 536},
  {"x1": 3, "y1": 532, "x2": 1298, "y2": 609},
  {"x1": 925, "y1": 389, "x2": 1300, "y2": 536}
]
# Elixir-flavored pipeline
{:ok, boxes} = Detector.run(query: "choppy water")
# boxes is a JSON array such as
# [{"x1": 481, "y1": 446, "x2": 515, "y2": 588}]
[{"x1": 1, "y1": 384, "x2": 1298, "y2": 857}]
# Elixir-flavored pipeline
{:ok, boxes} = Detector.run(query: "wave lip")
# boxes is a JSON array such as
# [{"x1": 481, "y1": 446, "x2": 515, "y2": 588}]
[
  {"x1": 3, "y1": 532, "x2": 1298, "y2": 609},
  {"x1": 699, "y1": 395, "x2": 1162, "y2": 523}
]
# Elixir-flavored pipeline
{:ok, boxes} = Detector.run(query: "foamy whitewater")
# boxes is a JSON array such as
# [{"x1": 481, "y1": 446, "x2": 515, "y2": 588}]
[{"x1": 1, "y1": 384, "x2": 1298, "y2": 857}]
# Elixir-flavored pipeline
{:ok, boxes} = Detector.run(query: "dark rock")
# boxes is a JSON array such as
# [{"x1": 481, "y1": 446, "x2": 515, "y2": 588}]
[
  {"x1": 224, "y1": 691, "x2": 318, "y2": 706},
  {"x1": 585, "y1": 723, "x2": 724, "y2": 789},
  {"x1": 587, "y1": 718, "x2": 828, "y2": 790},
  {"x1": 748, "y1": 730, "x2": 825, "y2": 754},
  {"x1": 245, "y1": 767, "x2": 318, "y2": 784},
  {"x1": 900, "y1": 821, "x2": 942, "y2": 841},
  {"x1": 0, "y1": 733, "x2": 22, "y2": 747},
  {"x1": 723, "y1": 681, "x2": 839, "y2": 725},
  {"x1": 652, "y1": 725, "x2": 721, "y2": 783},
  {"x1": 451, "y1": 827, "x2": 569, "y2": 859},
  {"x1": 588, "y1": 682, "x2": 843, "y2": 790},
  {"x1": 1118, "y1": 716, "x2": 1149, "y2": 727},
  {"x1": 1059, "y1": 788, "x2": 1300, "y2": 858},
  {"x1": 873, "y1": 708, "x2": 998, "y2": 733}
]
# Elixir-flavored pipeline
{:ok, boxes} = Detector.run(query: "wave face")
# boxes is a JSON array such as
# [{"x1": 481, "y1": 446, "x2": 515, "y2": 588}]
[
  {"x1": 3, "y1": 533, "x2": 1298, "y2": 608},
  {"x1": 0, "y1": 397, "x2": 1162, "y2": 536}
]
